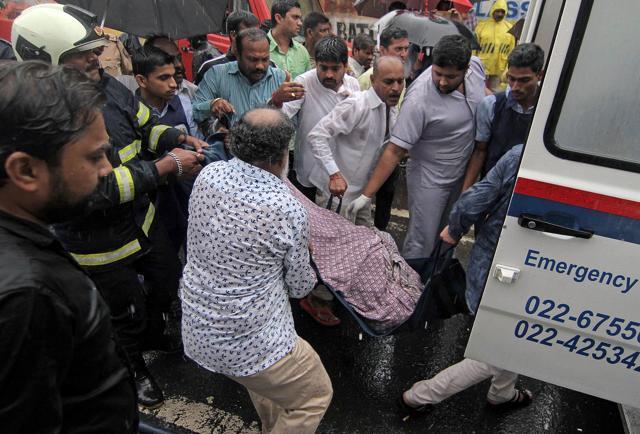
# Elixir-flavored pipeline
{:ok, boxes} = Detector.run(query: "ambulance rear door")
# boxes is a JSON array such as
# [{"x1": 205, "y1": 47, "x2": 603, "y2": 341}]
[{"x1": 465, "y1": 0, "x2": 640, "y2": 407}]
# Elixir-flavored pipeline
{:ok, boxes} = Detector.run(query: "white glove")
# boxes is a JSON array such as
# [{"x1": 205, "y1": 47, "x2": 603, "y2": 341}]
[{"x1": 345, "y1": 194, "x2": 372, "y2": 222}]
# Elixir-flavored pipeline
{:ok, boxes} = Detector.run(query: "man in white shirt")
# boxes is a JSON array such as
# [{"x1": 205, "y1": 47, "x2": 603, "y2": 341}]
[
  {"x1": 282, "y1": 35, "x2": 360, "y2": 202},
  {"x1": 181, "y1": 108, "x2": 332, "y2": 434},
  {"x1": 307, "y1": 56, "x2": 404, "y2": 225},
  {"x1": 281, "y1": 35, "x2": 359, "y2": 327},
  {"x1": 357, "y1": 27, "x2": 409, "y2": 231}
]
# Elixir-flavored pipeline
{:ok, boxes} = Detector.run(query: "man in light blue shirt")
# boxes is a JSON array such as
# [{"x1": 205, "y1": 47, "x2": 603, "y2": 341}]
[
  {"x1": 462, "y1": 43, "x2": 544, "y2": 191},
  {"x1": 192, "y1": 28, "x2": 303, "y2": 127}
]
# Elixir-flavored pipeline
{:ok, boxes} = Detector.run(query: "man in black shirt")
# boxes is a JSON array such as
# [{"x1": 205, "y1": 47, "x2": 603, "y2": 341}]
[{"x1": 0, "y1": 61, "x2": 137, "y2": 432}]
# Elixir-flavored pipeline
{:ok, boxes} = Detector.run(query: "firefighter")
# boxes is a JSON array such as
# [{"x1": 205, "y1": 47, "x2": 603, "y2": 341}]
[{"x1": 12, "y1": 3, "x2": 207, "y2": 409}]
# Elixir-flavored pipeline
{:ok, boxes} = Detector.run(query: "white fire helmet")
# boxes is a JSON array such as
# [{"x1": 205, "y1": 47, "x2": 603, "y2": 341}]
[{"x1": 12, "y1": 3, "x2": 108, "y2": 65}]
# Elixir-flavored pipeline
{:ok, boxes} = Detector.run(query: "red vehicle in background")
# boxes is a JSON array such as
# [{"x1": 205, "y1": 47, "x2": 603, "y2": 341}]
[{"x1": 0, "y1": 0, "x2": 42, "y2": 41}]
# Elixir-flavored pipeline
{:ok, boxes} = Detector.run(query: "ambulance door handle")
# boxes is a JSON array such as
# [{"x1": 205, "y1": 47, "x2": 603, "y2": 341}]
[{"x1": 518, "y1": 214, "x2": 593, "y2": 239}]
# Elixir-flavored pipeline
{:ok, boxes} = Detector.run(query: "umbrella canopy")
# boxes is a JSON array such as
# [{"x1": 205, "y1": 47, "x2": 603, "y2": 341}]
[
  {"x1": 376, "y1": 10, "x2": 478, "y2": 50},
  {"x1": 508, "y1": 17, "x2": 525, "y2": 42},
  {"x1": 449, "y1": 0, "x2": 473, "y2": 12},
  {"x1": 58, "y1": 0, "x2": 227, "y2": 39}
]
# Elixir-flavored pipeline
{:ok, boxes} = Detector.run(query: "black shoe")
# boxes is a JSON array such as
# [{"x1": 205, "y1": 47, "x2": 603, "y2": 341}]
[
  {"x1": 397, "y1": 394, "x2": 433, "y2": 421},
  {"x1": 486, "y1": 388, "x2": 533, "y2": 412},
  {"x1": 141, "y1": 334, "x2": 183, "y2": 354},
  {"x1": 135, "y1": 368, "x2": 164, "y2": 409}
]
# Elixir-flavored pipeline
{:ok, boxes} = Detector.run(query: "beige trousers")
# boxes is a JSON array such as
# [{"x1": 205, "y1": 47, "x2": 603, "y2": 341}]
[
  {"x1": 404, "y1": 358, "x2": 518, "y2": 406},
  {"x1": 229, "y1": 338, "x2": 333, "y2": 434}
]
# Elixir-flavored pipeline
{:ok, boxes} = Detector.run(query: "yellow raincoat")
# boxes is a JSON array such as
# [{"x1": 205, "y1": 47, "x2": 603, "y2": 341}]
[{"x1": 475, "y1": 0, "x2": 515, "y2": 77}]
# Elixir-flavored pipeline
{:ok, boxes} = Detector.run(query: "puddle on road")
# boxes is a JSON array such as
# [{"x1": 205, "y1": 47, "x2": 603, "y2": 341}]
[{"x1": 142, "y1": 396, "x2": 259, "y2": 434}]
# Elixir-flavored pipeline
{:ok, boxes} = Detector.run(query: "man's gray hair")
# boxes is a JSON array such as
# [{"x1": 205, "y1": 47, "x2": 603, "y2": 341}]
[{"x1": 229, "y1": 108, "x2": 295, "y2": 165}]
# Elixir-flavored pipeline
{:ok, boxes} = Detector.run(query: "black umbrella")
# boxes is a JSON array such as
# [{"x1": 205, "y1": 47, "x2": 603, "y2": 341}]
[
  {"x1": 377, "y1": 10, "x2": 479, "y2": 50},
  {"x1": 59, "y1": 0, "x2": 227, "y2": 39},
  {"x1": 508, "y1": 18, "x2": 525, "y2": 42}
]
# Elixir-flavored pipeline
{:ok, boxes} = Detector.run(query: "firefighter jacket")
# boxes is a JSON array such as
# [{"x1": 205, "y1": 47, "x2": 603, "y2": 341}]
[
  {"x1": 474, "y1": 0, "x2": 515, "y2": 77},
  {"x1": 54, "y1": 72, "x2": 183, "y2": 269}
]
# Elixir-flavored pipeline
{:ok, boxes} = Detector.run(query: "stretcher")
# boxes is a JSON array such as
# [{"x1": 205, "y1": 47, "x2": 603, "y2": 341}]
[{"x1": 287, "y1": 182, "x2": 468, "y2": 337}]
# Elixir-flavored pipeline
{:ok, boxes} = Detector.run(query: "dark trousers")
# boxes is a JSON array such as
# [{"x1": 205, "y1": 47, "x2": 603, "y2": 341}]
[
  {"x1": 290, "y1": 174, "x2": 317, "y2": 202},
  {"x1": 375, "y1": 166, "x2": 399, "y2": 230},
  {"x1": 89, "y1": 222, "x2": 180, "y2": 362},
  {"x1": 288, "y1": 151, "x2": 317, "y2": 203},
  {"x1": 156, "y1": 180, "x2": 190, "y2": 255}
]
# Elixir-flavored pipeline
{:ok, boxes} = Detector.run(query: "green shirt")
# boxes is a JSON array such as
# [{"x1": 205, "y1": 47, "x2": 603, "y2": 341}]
[
  {"x1": 357, "y1": 67, "x2": 374, "y2": 91},
  {"x1": 267, "y1": 31, "x2": 312, "y2": 79}
]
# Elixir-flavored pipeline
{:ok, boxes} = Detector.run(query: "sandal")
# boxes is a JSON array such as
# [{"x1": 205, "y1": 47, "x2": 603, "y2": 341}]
[
  {"x1": 486, "y1": 388, "x2": 533, "y2": 412},
  {"x1": 300, "y1": 297, "x2": 341, "y2": 326}
]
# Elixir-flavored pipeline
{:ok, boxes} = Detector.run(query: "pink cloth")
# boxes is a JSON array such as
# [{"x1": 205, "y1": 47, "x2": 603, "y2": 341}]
[{"x1": 287, "y1": 182, "x2": 423, "y2": 329}]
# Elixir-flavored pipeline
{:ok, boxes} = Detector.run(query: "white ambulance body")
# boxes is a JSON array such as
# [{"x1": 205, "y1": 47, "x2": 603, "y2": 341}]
[{"x1": 465, "y1": 0, "x2": 640, "y2": 408}]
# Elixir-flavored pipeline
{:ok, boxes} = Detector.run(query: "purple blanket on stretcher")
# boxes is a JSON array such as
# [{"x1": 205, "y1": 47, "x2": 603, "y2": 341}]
[{"x1": 287, "y1": 182, "x2": 423, "y2": 330}]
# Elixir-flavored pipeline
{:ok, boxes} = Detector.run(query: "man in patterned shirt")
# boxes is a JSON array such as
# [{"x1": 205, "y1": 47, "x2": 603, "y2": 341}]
[{"x1": 181, "y1": 108, "x2": 333, "y2": 433}]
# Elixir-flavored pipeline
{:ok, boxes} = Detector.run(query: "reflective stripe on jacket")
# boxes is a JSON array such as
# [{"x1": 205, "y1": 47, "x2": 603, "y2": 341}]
[{"x1": 54, "y1": 72, "x2": 183, "y2": 269}]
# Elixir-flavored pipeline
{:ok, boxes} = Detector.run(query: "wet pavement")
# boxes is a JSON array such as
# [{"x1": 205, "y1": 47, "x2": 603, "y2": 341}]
[{"x1": 141, "y1": 170, "x2": 625, "y2": 433}]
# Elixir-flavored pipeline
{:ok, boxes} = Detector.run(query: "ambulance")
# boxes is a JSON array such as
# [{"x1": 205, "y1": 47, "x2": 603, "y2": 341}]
[{"x1": 465, "y1": 0, "x2": 640, "y2": 409}]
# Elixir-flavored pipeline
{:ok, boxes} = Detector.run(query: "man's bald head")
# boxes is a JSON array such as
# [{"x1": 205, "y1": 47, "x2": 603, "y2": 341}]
[
  {"x1": 242, "y1": 108, "x2": 286, "y2": 128},
  {"x1": 371, "y1": 56, "x2": 405, "y2": 107},
  {"x1": 372, "y1": 55, "x2": 403, "y2": 79},
  {"x1": 230, "y1": 108, "x2": 295, "y2": 169}
]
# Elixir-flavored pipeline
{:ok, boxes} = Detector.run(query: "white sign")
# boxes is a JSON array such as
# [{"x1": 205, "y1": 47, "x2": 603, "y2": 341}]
[
  {"x1": 475, "y1": 0, "x2": 530, "y2": 21},
  {"x1": 329, "y1": 14, "x2": 377, "y2": 41}
]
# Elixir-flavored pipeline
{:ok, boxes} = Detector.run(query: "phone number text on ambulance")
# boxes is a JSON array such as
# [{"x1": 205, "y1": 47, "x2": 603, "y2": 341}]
[
  {"x1": 514, "y1": 319, "x2": 640, "y2": 372},
  {"x1": 513, "y1": 296, "x2": 640, "y2": 373},
  {"x1": 524, "y1": 295, "x2": 640, "y2": 342}
]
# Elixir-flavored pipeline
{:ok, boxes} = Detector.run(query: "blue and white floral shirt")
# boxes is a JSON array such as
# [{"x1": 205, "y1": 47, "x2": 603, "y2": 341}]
[{"x1": 180, "y1": 158, "x2": 317, "y2": 377}]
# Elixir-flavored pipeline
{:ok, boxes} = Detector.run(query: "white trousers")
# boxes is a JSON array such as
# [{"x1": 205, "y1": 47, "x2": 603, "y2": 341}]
[{"x1": 404, "y1": 359, "x2": 518, "y2": 406}]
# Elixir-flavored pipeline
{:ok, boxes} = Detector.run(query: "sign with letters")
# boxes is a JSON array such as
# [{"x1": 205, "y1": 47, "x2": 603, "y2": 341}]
[
  {"x1": 329, "y1": 14, "x2": 377, "y2": 41},
  {"x1": 475, "y1": 0, "x2": 530, "y2": 21}
]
